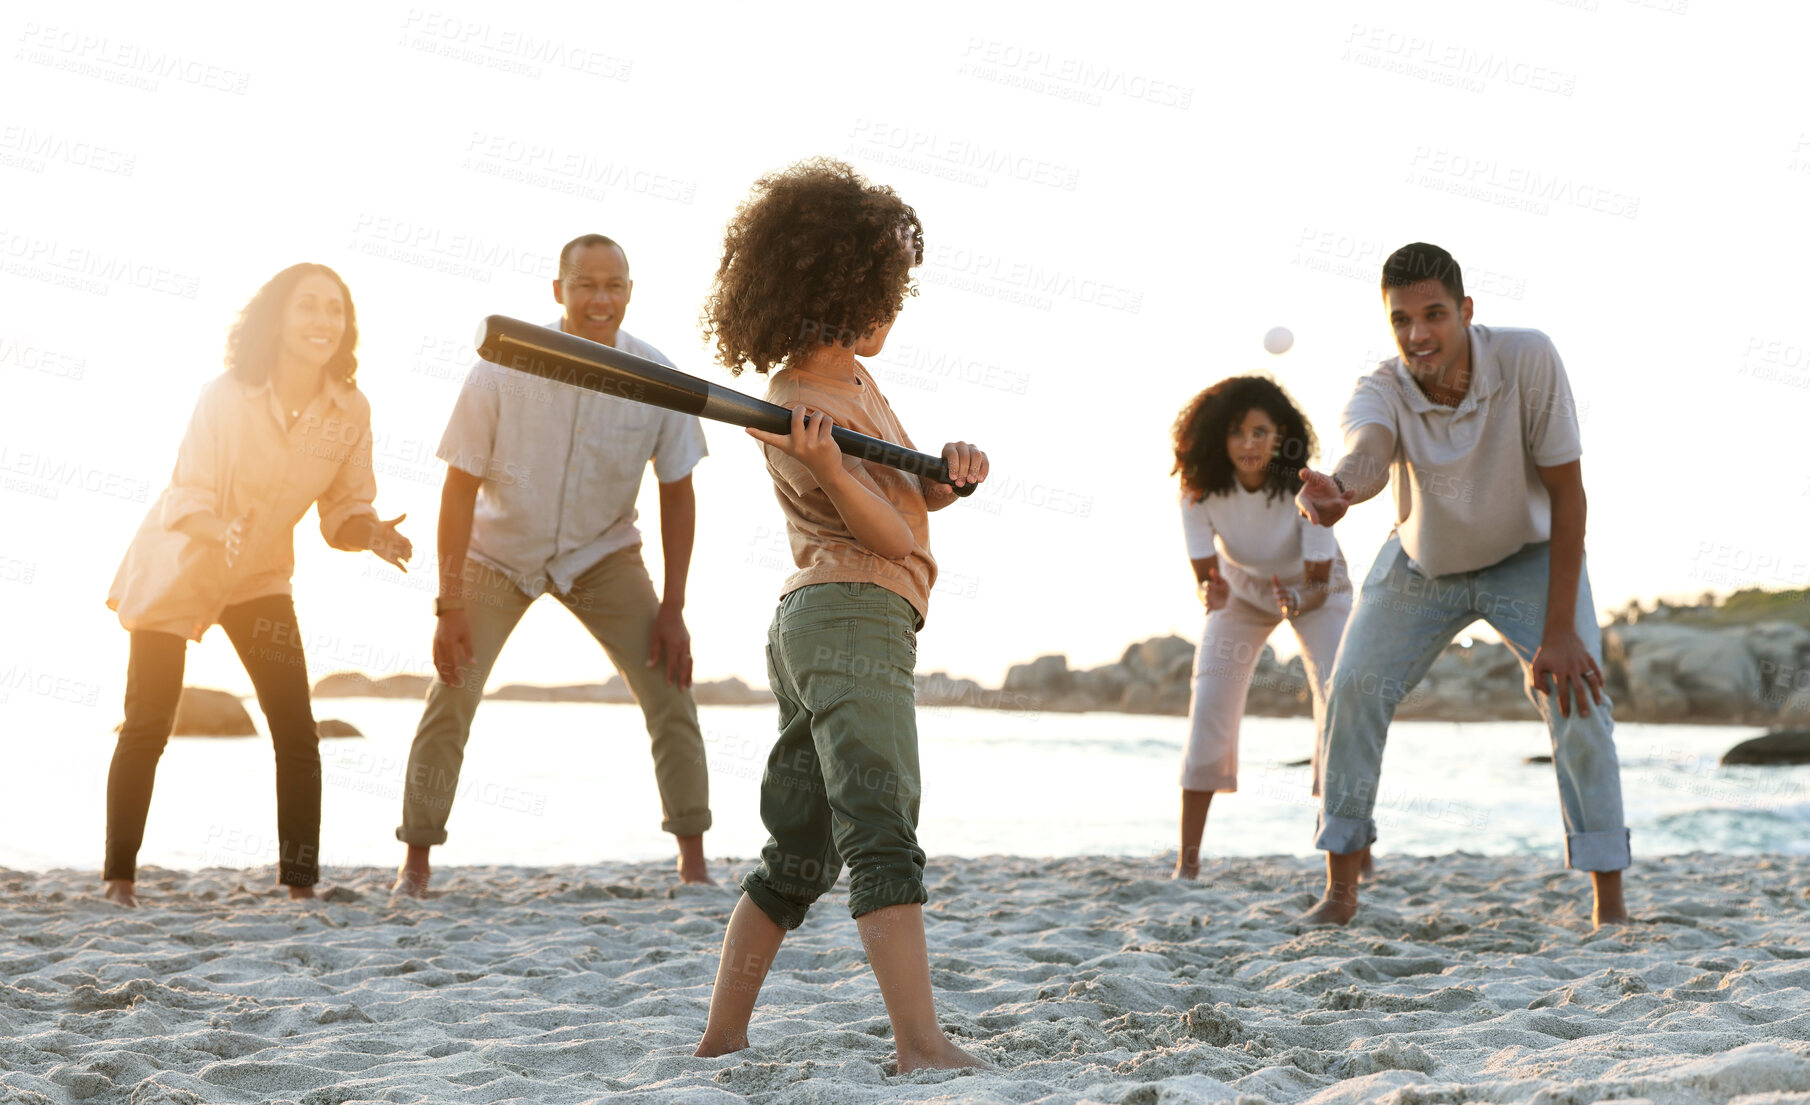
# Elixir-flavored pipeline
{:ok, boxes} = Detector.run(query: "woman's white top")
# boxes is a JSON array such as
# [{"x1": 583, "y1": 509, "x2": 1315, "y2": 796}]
[{"x1": 1179, "y1": 481, "x2": 1338, "y2": 581}]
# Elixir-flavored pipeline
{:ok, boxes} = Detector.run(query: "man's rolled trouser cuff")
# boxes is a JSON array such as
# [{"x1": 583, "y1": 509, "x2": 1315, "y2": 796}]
[
  {"x1": 663, "y1": 811, "x2": 712, "y2": 837},
  {"x1": 1315, "y1": 812, "x2": 1377, "y2": 855},
  {"x1": 1566, "y1": 828, "x2": 1630, "y2": 872},
  {"x1": 395, "y1": 827, "x2": 449, "y2": 847}
]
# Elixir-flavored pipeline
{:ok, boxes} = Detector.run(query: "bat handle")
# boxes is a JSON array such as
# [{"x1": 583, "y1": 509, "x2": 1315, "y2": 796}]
[
  {"x1": 814, "y1": 418, "x2": 980, "y2": 497},
  {"x1": 940, "y1": 470, "x2": 980, "y2": 498}
]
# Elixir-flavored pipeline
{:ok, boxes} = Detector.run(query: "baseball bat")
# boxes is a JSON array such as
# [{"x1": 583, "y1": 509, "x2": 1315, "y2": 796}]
[{"x1": 474, "y1": 315, "x2": 976, "y2": 496}]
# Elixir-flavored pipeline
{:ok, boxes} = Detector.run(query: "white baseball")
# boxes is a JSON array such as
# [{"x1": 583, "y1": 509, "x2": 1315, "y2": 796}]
[{"x1": 1263, "y1": 326, "x2": 1294, "y2": 355}]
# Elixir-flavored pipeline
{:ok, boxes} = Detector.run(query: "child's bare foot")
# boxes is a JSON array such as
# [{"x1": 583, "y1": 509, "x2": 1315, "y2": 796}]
[
  {"x1": 287, "y1": 885, "x2": 317, "y2": 901},
  {"x1": 103, "y1": 880, "x2": 137, "y2": 908},
  {"x1": 693, "y1": 1031, "x2": 748, "y2": 1058},
  {"x1": 896, "y1": 1034, "x2": 989, "y2": 1073},
  {"x1": 393, "y1": 845, "x2": 432, "y2": 899},
  {"x1": 1171, "y1": 861, "x2": 1200, "y2": 881},
  {"x1": 677, "y1": 835, "x2": 715, "y2": 885}
]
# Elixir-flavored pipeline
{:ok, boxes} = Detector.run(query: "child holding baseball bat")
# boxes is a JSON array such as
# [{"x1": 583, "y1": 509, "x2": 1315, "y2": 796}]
[{"x1": 693, "y1": 159, "x2": 988, "y2": 1071}]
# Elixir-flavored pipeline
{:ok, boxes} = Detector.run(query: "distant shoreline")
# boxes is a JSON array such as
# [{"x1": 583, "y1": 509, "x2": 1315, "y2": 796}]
[{"x1": 166, "y1": 589, "x2": 1804, "y2": 729}]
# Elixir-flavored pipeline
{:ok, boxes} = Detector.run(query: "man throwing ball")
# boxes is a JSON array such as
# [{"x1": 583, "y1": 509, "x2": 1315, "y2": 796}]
[{"x1": 1298, "y1": 242, "x2": 1629, "y2": 929}]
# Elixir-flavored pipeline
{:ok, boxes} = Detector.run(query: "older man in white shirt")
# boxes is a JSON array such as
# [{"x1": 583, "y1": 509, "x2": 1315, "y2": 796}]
[{"x1": 394, "y1": 234, "x2": 713, "y2": 892}]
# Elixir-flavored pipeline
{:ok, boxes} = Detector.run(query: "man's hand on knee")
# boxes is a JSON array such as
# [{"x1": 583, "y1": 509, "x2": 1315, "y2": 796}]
[
  {"x1": 1529, "y1": 631, "x2": 1605, "y2": 718},
  {"x1": 648, "y1": 601, "x2": 694, "y2": 689}
]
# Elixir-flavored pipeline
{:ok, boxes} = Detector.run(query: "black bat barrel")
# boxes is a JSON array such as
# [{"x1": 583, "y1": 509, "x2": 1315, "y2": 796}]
[
  {"x1": 476, "y1": 315, "x2": 976, "y2": 496},
  {"x1": 477, "y1": 315, "x2": 710, "y2": 415}
]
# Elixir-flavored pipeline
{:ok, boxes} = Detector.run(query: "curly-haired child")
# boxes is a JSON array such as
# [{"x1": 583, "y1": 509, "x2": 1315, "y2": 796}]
[{"x1": 692, "y1": 158, "x2": 988, "y2": 1071}]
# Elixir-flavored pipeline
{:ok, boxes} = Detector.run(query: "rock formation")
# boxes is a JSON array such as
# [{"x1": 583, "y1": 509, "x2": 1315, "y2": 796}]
[
  {"x1": 1721, "y1": 729, "x2": 1810, "y2": 765},
  {"x1": 169, "y1": 687, "x2": 255, "y2": 736}
]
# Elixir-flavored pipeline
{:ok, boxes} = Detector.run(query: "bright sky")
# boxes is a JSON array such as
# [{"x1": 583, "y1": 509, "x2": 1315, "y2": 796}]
[{"x1": 3, "y1": 0, "x2": 1807, "y2": 710}]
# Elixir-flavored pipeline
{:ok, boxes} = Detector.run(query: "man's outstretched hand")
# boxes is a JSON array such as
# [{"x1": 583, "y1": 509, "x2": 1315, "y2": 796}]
[{"x1": 1296, "y1": 468, "x2": 1357, "y2": 527}]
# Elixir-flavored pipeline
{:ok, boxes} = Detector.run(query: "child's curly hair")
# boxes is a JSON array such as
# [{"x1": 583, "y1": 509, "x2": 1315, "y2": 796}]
[
  {"x1": 1172, "y1": 375, "x2": 1319, "y2": 504},
  {"x1": 701, "y1": 157, "x2": 924, "y2": 376}
]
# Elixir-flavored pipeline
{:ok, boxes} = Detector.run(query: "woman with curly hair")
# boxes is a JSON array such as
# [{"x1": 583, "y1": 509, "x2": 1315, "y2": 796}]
[
  {"x1": 1170, "y1": 376, "x2": 1353, "y2": 880},
  {"x1": 103, "y1": 263, "x2": 411, "y2": 907},
  {"x1": 693, "y1": 159, "x2": 988, "y2": 1071}
]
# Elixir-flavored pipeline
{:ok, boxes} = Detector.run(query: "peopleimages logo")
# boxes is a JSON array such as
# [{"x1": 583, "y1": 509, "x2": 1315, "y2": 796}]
[
  {"x1": 399, "y1": 11, "x2": 632, "y2": 80},
  {"x1": 0, "y1": 230, "x2": 201, "y2": 298},
  {"x1": 0, "y1": 663, "x2": 101, "y2": 707},
  {"x1": 957, "y1": 38, "x2": 1193, "y2": 109},
  {"x1": 14, "y1": 23, "x2": 250, "y2": 94},
  {"x1": 348, "y1": 213, "x2": 559, "y2": 283},
  {"x1": 1290, "y1": 228, "x2": 1529, "y2": 301},
  {"x1": 461, "y1": 132, "x2": 697, "y2": 204},
  {"x1": 0, "y1": 125, "x2": 136, "y2": 177},
  {"x1": 1406, "y1": 148, "x2": 1639, "y2": 219},
  {"x1": 971, "y1": 473, "x2": 1094, "y2": 519},
  {"x1": 923, "y1": 244, "x2": 1143, "y2": 315},
  {"x1": 1343, "y1": 25, "x2": 1577, "y2": 96},
  {"x1": 868, "y1": 342, "x2": 1031, "y2": 397},
  {"x1": 1689, "y1": 541, "x2": 1809, "y2": 590},
  {"x1": 0, "y1": 335, "x2": 86, "y2": 380},
  {"x1": 846, "y1": 120, "x2": 1080, "y2": 192},
  {"x1": 0, "y1": 445, "x2": 151, "y2": 503}
]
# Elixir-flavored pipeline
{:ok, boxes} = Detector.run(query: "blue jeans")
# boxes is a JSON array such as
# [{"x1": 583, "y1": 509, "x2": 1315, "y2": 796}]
[{"x1": 1315, "y1": 535, "x2": 1630, "y2": 871}]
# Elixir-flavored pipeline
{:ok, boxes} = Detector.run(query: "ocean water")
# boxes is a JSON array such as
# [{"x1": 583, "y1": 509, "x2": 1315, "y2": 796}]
[{"x1": 2, "y1": 698, "x2": 1804, "y2": 875}]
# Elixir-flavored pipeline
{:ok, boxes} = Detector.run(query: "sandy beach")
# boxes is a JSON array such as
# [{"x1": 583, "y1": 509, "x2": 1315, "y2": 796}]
[{"x1": 2, "y1": 855, "x2": 1808, "y2": 1104}]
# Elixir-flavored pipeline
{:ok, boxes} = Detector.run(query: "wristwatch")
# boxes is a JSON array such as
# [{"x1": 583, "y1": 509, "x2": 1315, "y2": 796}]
[
  {"x1": 434, "y1": 597, "x2": 465, "y2": 616},
  {"x1": 1331, "y1": 472, "x2": 1347, "y2": 494}
]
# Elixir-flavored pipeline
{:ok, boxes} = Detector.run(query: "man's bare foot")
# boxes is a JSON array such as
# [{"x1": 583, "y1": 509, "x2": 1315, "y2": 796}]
[
  {"x1": 103, "y1": 879, "x2": 137, "y2": 908},
  {"x1": 1171, "y1": 862, "x2": 1200, "y2": 881},
  {"x1": 393, "y1": 844, "x2": 432, "y2": 898},
  {"x1": 896, "y1": 1034, "x2": 990, "y2": 1073},
  {"x1": 677, "y1": 834, "x2": 714, "y2": 886},
  {"x1": 288, "y1": 885, "x2": 317, "y2": 900},
  {"x1": 1298, "y1": 849, "x2": 1364, "y2": 925},
  {"x1": 1299, "y1": 894, "x2": 1358, "y2": 926},
  {"x1": 1591, "y1": 869, "x2": 1628, "y2": 930},
  {"x1": 693, "y1": 1031, "x2": 748, "y2": 1058},
  {"x1": 1358, "y1": 846, "x2": 1375, "y2": 883}
]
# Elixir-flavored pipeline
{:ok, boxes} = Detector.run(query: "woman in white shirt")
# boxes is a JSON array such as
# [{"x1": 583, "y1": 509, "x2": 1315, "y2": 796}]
[
  {"x1": 1171, "y1": 376, "x2": 1352, "y2": 879},
  {"x1": 103, "y1": 263, "x2": 411, "y2": 906}
]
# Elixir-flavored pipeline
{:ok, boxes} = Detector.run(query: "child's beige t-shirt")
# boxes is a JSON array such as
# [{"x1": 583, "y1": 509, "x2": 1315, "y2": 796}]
[{"x1": 760, "y1": 361, "x2": 937, "y2": 623}]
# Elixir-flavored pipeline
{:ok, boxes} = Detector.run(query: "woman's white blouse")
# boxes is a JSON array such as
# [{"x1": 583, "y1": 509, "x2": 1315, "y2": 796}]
[{"x1": 1179, "y1": 481, "x2": 1338, "y2": 580}]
